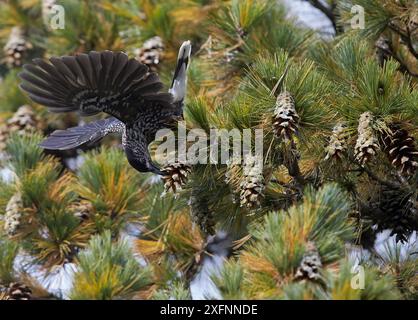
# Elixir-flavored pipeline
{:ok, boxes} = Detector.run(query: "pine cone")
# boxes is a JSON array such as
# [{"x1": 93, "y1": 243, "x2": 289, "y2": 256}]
[
  {"x1": 0, "y1": 123, "x2": 8, "y2": 152},
  {"x1": 355, "y1": 112, "x2": 379, "y2": 165},
  {"x1": 6, "y1": 282, "x2": 32, "y2": 300},
  {"x1": 7, "y1": 105, "x2": 42, "y2": 135},
  {"x1": 135, "y1": 36, "x2": 164, "y2": 71},
  {"x1": 0, "y1": 105, "x2": 42, "y2": 152},
  {"x1": 4, "y1": 193, "x2": 23, "y2": 237},
  {"x1": 295, "y1": 242, "x2": 323, "y2": 282},
  {"x1": 189, "y1": 188, "x2": 215, "y2": 236},
  {"x1": 272, "y1": 91, "x2": 299, "y2": 142},
  {"x1": 3, "y1": 27, "x2": 32, "y2": 68},
  {"x1": 324, "y1": 123, "x2": 348, "y2": 160},
  {"x1": 239, "y1": 155, "x2": 264, "y2": 209},
  {"x1": 162, "y1": 162, "x2": 192, "y2": 195},
  {"x1": 381, "y1": 123, "x2": 418, "y2": 176}
]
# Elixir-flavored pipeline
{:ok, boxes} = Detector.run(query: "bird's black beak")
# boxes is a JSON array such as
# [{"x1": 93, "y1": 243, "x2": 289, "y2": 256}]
[{"x1": 148, "y1": 162, "x2": 165, "y2": 176}]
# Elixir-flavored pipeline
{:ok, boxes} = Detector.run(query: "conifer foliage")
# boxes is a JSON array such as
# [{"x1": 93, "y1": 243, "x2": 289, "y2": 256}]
[{"x1": 0, "y1": 0, "x2": 416, "y2": 300}]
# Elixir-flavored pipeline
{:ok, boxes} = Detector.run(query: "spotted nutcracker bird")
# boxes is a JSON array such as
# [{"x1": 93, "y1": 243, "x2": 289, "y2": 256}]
[{"x1": 19, "y1": 41, "x2": 191, "y2": 175}]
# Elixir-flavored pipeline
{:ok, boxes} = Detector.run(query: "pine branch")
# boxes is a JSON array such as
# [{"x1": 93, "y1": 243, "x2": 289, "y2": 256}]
[
  {"x1": 360, "y1": 165, "x2": 401, "y2": 190},
  {"x1": 388, "y1": 20, "x2": 418, "y2": 60},
  {"x1": 284, "y1": 141, "x2": 305, "y2": 191},
  {"x1": 351, "y1": 161, "x2": 414, "y2": 193},
  {"x1": 270, "y1": 178, "x2": 294, "y2": 189},
  {"x1": 70, "y1": 231, "x2": 153, "y2": 300},
  {"x1": 349, "y1": 163, "x2": 400, "y2": 190},
  {"x1": 375, "y1": 39, "x2": 418, "y2": 78},
  {"x1": 304, "y1": 0, "x2": 341, "y2": 34},
  {"x1": 190, "y1": 186, "x2": 216, "y2": 237}
]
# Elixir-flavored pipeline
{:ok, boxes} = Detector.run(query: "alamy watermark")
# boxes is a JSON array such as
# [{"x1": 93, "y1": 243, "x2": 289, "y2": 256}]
[
  {"x1": 43, "y1": 4, "x2": 65, "y2": 30},
  {"x1": 351, "y1": 265, "x2": 365, "y2": 290},
  {"x1": 154, "y1": 122, "x2": 264, "y2": 169},
  {"x1": 350, "y1": 5, "x2": 365, "y2": 30}
]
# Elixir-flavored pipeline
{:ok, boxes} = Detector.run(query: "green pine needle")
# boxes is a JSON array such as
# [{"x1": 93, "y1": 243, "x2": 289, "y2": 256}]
[{"x1": 70, "y1": 230, "x2": 153, "y2": 300}]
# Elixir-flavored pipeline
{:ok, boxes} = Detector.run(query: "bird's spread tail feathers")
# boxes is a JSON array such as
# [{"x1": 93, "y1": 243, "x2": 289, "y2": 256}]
[{"x1": 169, "y1": 40, "x2": 191, "y2": 103}]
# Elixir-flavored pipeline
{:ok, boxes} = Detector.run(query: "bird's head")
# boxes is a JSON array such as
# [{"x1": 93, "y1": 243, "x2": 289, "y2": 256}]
[
  {"x1": 125, "y1": 147, "x2": 164, "y2": 175},
  {"x1": 169, "y1": 40, "x2": 192, "y2": 103}
]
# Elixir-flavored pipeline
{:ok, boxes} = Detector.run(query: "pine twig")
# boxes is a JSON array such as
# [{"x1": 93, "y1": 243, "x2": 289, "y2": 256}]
[
  {"x1": 351, "y1": 157, "x2": 415, "y2": 195},
  {"x1": 375, "y1": 39, "x2": 418, "y2": 78},
  {"x1": 347, "y1": 153, "x2": 402, "y2": 190},
  {"x1": 304, "y1": 0, "x2": 340, "y2": 34},
  {"x1": 284, "y1": 141, "x2": 305, "y2": 192},
  {"x1": 190, "y1": 187, "x2": 216, "y2": 237},
  {"x1": 405, "y1": 24, "x2": 418, "y2": 59},
  {"x1": 270, "y1": 178, "x2": 294, "y2": 189},
  {"x1": 355, "y1": 165, "x2": 401, "y2": 190},
  {"x1": 388, "y1": 21, "x2": 418, "y2": 60}
]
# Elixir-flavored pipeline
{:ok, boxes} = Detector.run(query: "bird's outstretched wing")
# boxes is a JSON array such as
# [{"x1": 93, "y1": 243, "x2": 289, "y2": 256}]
[
  {"x1": 19, "y1": 51, "x2": 173, "y2": 123},
  {"x1": 40, "y1": 117, "x2": 124, "y2": 150}
]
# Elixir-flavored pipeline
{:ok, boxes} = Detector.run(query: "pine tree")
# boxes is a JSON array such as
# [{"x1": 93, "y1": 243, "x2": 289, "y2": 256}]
[{"x1": 0, "y1": 0, "x2": 416, "y2": 301}]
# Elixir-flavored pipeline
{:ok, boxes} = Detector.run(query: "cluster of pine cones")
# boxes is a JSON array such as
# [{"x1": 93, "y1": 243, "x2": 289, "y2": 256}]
[
  {"x1": 0, "y1": 105, "x2": 43, "y2": 152},
  {"x1": 270, "y1": 91, "x2": 418, "y2": 244},
  {"x1": 324, "y1": 112, "x2": 417, "y2": 177},
  {"x1": 3, "y1": 27, "x2": 32, "y2": 68},
  {"x1": 324, "y1": 112, "x2": 418, "y2": 243},
  {"x1": 355, "y1": 113, "x2": 418, "y2": 176}
]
